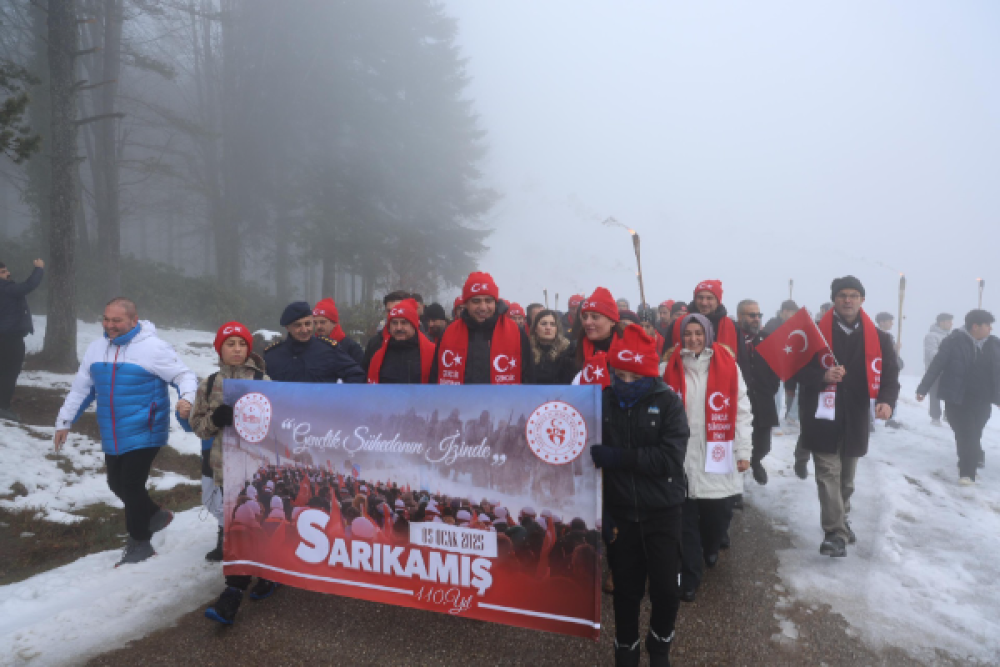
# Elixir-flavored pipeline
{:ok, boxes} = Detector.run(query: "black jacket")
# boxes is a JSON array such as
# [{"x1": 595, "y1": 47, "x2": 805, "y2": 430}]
[
  {"x1": 339, "y1": 335, "x2": 365, "y2": 366},
  {"x1": 601, "y1": 380, "x2": 690, "y2": 521},
  {"x1": 264, "y1": 334, "x2": 366, "y2": 384},
  {"x1": 917, "y1": 329, "x2": 1000, "y2": 406},
  {"x1": 376, "y1": 336, "x2": 424, "y2": 384},
  {"x1": 429, "y1": 301, "x2": 534, "y2": 384},
  {"x1": 530, "y1": 342, "x2": 576, "y2": 385},
  {"x1": 736, "y1": 325, "x2": 781, "y2": 429},
  {"x1": 362, "y1": 330, "x2": 386, "y2": 371},
  {"x1": 0, "y1": 267, "x2": 43, "y2": 337},
  {"x1": 792, "y1": 316, "x2": 900, "y2": 457}
]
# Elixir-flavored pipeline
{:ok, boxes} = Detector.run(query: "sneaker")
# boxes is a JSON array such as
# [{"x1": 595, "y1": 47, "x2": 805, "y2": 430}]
[
  {"x1": 116, "y1": 539, "x2": 155, "y2": 567},
  {"x1": 794, "y1": 460, "x2": 808, "y2": 480},
  {"x1": 959, "y1": 477, "x2": 975, "y2": 487},
  {"x1": 205, "y1": 587, "x2": 243, "y2": 625},
  {"x1": 845, "y1": 521, "x2": 857, "y2": 545},
  {"x1": 149, "y1": 508, "x2": 174, "y2": 534},
  {"x1": 0, "y1": 407, "x2": 21, "y2": 422},
  {"x1": 205, "y1": 526, "x2": 224, "y2": 562},
  {"x1": 819, "y1": 533, "x2": 847, "y2": 557},
  {"x1": 752, "y1": 460, "x2": 768, "y2": 486},
  {"x1": 249, "y1": 579, "x2": 280, "y2": 601},
  {"x1": 930, "y1": 419, "x2": 942, "y2": 427},
  {"x1": 646, "y1": 628, "x2": 674, "y2": 667},
  {"x1": 613, "y1": 638, "x2": 641, "y2": 667}
]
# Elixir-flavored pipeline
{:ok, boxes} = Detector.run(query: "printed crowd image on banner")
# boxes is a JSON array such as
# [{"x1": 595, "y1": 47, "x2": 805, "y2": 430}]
[{"x1": 221, "y1": 382, "x2": 603, "y2": 639}]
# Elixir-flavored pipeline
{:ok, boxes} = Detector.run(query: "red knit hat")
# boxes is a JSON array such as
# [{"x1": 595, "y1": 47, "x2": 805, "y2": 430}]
[
  {"x1": 608, "y1": 324, "x2": 659, "y2": 377},
  {"x1": 581, "y1": 287, "x2": 620, "y2": 323},
  {"x1": 453, "y1": 297, "x2": 463, "y2": 312},
  {"x1": 214, "y1": 321, "x2": 253, "y2": 356},
  {"x1": 568, "y1": 294, "x2": 585, "y2": 309},
  {"x1": 462, "y1": 272, "x2": 499, "y2": 303},
  {"x1": 659, "y1": 300, "x2": 675, "y2": 310},
  {"x1": 693, "y1": 280, "x2": 723, "y2": 302},
  {"x1": 508, "y1": 302, "x2": 525, "y2": 318},
  {"x1": 387, "y1": 298, "x2": 420, "y2": 331},
  {"x1": 313, "y1": 297, "x2": 339, "y2": 322}
]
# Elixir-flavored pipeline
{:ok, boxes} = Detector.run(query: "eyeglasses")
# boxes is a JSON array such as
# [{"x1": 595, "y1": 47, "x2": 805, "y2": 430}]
[{"x1": 745, "y1": 313, "x2": 762, "y2": 319}]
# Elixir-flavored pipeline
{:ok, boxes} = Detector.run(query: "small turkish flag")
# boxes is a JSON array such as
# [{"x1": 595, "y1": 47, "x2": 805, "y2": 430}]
[{"x1": 756, "y1": 308, "x2": 832, "y2": 381}]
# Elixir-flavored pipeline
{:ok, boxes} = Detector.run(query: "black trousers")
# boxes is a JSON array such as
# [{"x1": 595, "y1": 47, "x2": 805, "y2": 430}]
[
  {"x1": 0, "y1": 333, "x2": 26, "y2": 410},
  {"x1": 946, "y1": 400, "x2": 992, "y2": 480},
  {"x1": 751, "y1": 426, "x2": 772, "y2": 464},
  {"x1": 608, "y1": 507, "x2": 682, "y2": 644},
  {"x1": 106, "y1": 447, "x2": 161, "y2": 541},
  {"x1": 681, "y1": 497, "x2": 733, "y2": 591}
]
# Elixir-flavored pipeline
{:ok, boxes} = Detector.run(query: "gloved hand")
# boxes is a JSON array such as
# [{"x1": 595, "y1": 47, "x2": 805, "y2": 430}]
[
  {"x1": 210, "y1": 404, "x2": 234, "y2": 428},
  {"x1": 590, "y1": 445, "x2": 637, "y2": 470}
]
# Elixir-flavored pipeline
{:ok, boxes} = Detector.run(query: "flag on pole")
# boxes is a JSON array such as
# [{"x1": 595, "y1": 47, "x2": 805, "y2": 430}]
[{"x1": 756, "y1": 308, "x2": 833, "y2": 381}]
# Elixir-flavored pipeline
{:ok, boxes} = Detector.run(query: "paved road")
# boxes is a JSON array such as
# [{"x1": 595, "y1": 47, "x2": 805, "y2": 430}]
[{"x1": 89, "y1": 501, "x2": 947, "y2": 666}]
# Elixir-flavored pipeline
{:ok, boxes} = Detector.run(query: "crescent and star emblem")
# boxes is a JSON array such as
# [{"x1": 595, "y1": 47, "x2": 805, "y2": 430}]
[
  {"x1": 442, "y1": 350, "x2": 462, "y2": 368},
  {"x1": 820, "y1": 352, "x2": 837, "y2": 369},
  {"x1": 493, "y1": 355, "x2": 515, "y2": 373},
  {"x1": 708, "y1": 391, "x2": 729, "y2": 411},
  {"x1": 783, "y1": 330, "x2": 808, "y2": 355},
  {"x1": 872, "y1": 357, "x2": 882, "y2": 374}
]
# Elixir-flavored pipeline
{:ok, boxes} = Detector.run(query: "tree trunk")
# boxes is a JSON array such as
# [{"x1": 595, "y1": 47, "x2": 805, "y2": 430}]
[
  {"x1": 41, "y1": 0, "x2": 79, "y2": 372},
  {"x1": 274, "y1": 228, "x2": 289, "y2": 303},
  {"x1": 321, "y1": 254, "x2": 337, "y2": 300},
  {"x1": 95, "y1": 0, "x2": 122, "y2": 298}
]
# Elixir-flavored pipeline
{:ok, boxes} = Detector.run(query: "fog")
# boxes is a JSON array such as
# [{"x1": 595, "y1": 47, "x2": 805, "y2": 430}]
[{"x1": 447, "y1": 0, "x2": 1000, "y2": 372}]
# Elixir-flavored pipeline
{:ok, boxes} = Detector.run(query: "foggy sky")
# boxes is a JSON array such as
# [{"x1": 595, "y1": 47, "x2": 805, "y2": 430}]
[{"x1": 445, "y1": 0, "x2": 1000, "y2": 372}]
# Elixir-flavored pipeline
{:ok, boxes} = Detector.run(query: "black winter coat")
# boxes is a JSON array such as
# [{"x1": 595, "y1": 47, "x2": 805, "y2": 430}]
[
  {"x1": 917, "y1": 329, "x2": 1000, "y2": 406},
  {"x1": 429, "y1": 301, "x2": 534, "y2": 384},
  {"x1": 0, "y1": 267, "x2": 43, "y2": 336},
  {"x1": 792, "y1": 318, "x2": 900, "y2": 457},
  {"x1": 376, "y1": 336, "x2": 424, "y2": 384},
  {"x1": 736, "y1": 326, "x2": 781, "y2": 429},
  {"x1": 601, "y1": 380, "x2": 690, "y2": 521},
  {"x1": 339, "y1": 335, "x2": 365, "y2": 366},
  {"x1": 264, "y1": 335, "x2": 366, "y2": 384},
  {"x1": 530, "y1": 342, "x2": 576, "y2": 385},
  {"x1": 362, "y1": 330, "x2": 386, "y2": 371}
]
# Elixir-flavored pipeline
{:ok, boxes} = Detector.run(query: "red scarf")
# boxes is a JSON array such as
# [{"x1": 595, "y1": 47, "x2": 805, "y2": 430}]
[
  {"x1": 655, "y1": 331, "x2": 665, "y2": 358},
  {"x1": 436, "y1": 315, "x2": 522, "y2": 385},
  {"x1": 579, "y1": 337, "x2": 611, "y2": 388},
  {"x1": 328, "y1": 325, "x2": 346, "y2": 343},
  {"x1": 662, "y1": 343, "x2": 739, "y2": 447},
  {"x1": 818, "y1": 308, "x2": 882, "y2": 399},
  {"x1": 671, "y1": 313, "x2": 738, "y2": 353},
  {"x1": 367, "y1": 332, "x2": 436, "y2": 384}
]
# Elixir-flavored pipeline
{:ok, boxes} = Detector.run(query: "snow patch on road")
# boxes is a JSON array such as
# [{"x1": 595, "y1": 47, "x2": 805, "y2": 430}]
[{"x1": 750, "y1": 376, "x2": 1000, "y2": 665}]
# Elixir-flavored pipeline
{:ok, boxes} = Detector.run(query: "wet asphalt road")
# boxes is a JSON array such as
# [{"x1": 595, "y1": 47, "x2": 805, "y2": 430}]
[{"x1": 88, "y1": 500, "x2": 956, "y2": 667}]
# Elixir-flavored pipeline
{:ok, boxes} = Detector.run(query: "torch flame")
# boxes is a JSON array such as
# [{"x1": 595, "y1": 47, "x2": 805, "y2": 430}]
[{"x1": 628, "y1": 229, "x2": 636, "y2": 236}]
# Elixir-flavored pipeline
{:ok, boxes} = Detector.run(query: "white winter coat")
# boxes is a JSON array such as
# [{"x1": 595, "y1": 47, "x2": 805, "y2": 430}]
[{"x1": 677, "y1": 347, "x2": 753, "y2": 500}]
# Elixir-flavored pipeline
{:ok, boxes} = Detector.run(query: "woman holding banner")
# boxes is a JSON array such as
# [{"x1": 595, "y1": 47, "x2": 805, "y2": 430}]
[
  {"x1": 590, "y1": 325, "x2": 690, "y2": 667},
  {"x1": 662, "y1": 314, "x2": 752, "y2": 603}
]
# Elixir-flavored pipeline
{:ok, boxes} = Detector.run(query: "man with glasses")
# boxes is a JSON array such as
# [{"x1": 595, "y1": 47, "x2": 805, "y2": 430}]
[
  {"x1": 736, "y1": 300, "x2": 781, "y2": 485},
  {"x1": 791, "y1": 277, "x2": 899, "y2": 557}
]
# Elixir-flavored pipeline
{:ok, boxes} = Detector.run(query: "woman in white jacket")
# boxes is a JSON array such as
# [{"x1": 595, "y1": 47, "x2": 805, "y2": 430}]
[{"x1": 662, "y1": 313, "x2": 752, "y2": 602}]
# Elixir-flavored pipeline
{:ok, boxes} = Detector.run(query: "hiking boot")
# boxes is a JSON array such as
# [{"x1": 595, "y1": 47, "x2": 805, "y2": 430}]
[
  {"x1": 794, "y1": 460, "x2": 808, "y2": 480},
  {"x1": 613, "y1": 638, "x2": 641, "y2": 667},
  {"x1": 149, "y1": 508, "x2": 174, "y2": 534},
  {"x1": 819, "y1": 533, "x2": 846, "y2": 557},
  {"x1": 845, "y1": 521, "x2": 857, "y2": 545},
  {"x1": 116, "y1": 539, "x2": 155, "y2": 567},
  {"x1": 0, "y1": 407, "x2": 21, "y2": 422},
  {"x1": 205, "y1": 526, "x2": 224, "y2": 562},
  {"x1": 752, "y1": 460, "x2": 768, "y2": 486},
  {"x1": 205, "y1": 587, "x2": 243, "y2": 625},
  {"x1": 705, "y1": 553, "x2": 719, "y2": 568},
  {"x1": 249, "y1": 579, "x2": 280, "y2": 601},
  {"x1": 646, "y1": 628, "x2": 674, "y2": 667},
  {"x1": 680, "y1": 587, "x2": 697, "y2": 603}
]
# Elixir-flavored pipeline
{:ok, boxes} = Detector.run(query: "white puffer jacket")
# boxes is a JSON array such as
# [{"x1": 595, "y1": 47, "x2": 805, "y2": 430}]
[{"x1": 677, "y1": 347, "x2": 753, "y2": 500}]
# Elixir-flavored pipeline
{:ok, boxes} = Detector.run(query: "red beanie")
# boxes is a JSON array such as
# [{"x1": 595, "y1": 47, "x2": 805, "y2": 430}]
[
  {"x1": 313, "y1": 297, "x2": 340, "y2": 323},
  {"x1": 659, "y1": 300, "x2": 675, "y2": 310},
  {"x1": 568, "y1": 294, "x2": 585, "y2": 309},
  {"x1": 453, "y1": 297, "x2": 463, "y2": 312},
  {"x1": 214, "y1": 321, "x2": 253, "y2": 356},
  {"x1": 693, "y1": 280, "x2": 723, "y2": 302},
  {"x1": 386, "y1": 298, "x2": 420, "y2": 331},
  {"x1": 462, "y1": 272, "x2": 499, "y2": 303},
  {"x1": 608, "y1": 324, "x2": 659, "y2": 377},
  {"x1": 581, "y1": 287, "x2": 620, "y2": 323},
  {"x1": 508, "y1": 302, "x2": 525, "y2": 318}
]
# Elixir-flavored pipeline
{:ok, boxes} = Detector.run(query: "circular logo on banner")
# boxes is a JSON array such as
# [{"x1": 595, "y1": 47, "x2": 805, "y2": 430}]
[
  {"x1": 234, "y1": 392, "x2": 272, "y2": 443},
  {"x1": 525, "y1": 401, "x2": 588, "y2": 465},
  {"x1": 711, "y1": 444, "x2": 726, "y2": 462},
  {"x1": 823, "y1": 393, "x2": 836, "y2": 409}
]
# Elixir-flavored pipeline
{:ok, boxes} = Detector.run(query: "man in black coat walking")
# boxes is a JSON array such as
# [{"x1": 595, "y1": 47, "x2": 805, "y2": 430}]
[
  {"x1": 264, "y1": 302, "x2": 366, "y2": 384},
  {"x1": 0, "y1": 258, "x2": 44, "y2": 421},
  {"x1": 917, "y1": 310, "x2": 1000, "y2": 485},
  {"x1": 736, "y1": 299, "x2": 781, "y2": 485},
  {"x1": 791, "y1": 276, "x2": 900, "y2": 558}
]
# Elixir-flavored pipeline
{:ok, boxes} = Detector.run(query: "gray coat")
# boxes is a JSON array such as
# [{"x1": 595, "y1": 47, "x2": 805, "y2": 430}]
[{"x1": 924, "y1": 324, "x2": 950, "y2": 369}]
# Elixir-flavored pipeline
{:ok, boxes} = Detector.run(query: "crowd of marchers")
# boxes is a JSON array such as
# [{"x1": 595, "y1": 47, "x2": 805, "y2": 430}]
[{"x1": 1, "y1": 258, "x2": 998, "y2": 667}]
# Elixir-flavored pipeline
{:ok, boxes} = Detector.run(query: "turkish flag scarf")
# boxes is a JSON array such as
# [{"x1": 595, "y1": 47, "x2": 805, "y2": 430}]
[
  {"x1": 815, "y1": 309, "x2": 882, "y2": 421},
  {"x1": 663, "y1": 343, "x2": 739, "y2": 474},
  {"x1": 367, "y1": 333, "x2": 436, "y2": 384},
  {"x1": 579, "y1": 337, "x2": 612, "y2": 388},
  {"x1": 436, "y1": 315, "x2": 522, "y2": 385}
]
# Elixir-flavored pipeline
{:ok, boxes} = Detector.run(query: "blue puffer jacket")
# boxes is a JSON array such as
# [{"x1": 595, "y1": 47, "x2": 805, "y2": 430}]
[{"x1": 56, "y1": 321, "x2": 199, "y2": 455}]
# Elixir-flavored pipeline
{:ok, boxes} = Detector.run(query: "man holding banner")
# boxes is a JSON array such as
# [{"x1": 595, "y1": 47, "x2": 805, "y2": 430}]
[{"x1": 758, "y1": 276, "x2": 899, "y2": 558}]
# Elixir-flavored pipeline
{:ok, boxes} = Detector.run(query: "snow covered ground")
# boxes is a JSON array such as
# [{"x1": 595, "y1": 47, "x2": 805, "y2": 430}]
[
  {"x1": 2, "y1": 318, "x2": 999, "y2": 665},
  {"x1": 750, "y1": 376, "x2": 1000, "y2": 665}
]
